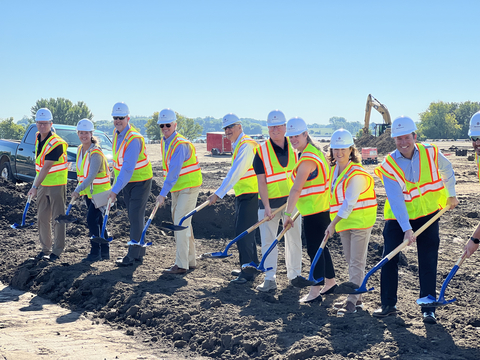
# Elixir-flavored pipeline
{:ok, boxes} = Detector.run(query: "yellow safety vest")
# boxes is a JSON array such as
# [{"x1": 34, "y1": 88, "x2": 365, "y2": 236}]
[
  {"x1": 113, "y1": 127, "x2": 153, "y2": 182},
  {"x1": 290, "y1": 143, "x2": 330, "y2": 216},
  {"x1": 161, "y1": 133, "x2": 202, "y2": 192},
  {"x1": 232, "y1": 134, "x2": 258, "y2": 196},
  {"x1": 329, "y1": 161, "x2": 377, "y2": 232},
  {"x1": 476, "y1": 153, "x2": 480, "y2": 183},
  {"x1": 257, "y1": 138, "x2": 297, "y2": 199},
  {"x1": 76, "y1": 146, "x2": 111, "y2": 198},
  {"x1": 374, "y1": 143, "x2": 447, "y2": 220},
  {"x1": 35, "y1": 132, "x2": 68, "y2": 187}
]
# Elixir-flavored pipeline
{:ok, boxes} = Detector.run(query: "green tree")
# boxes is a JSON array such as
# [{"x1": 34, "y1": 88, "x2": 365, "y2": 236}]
[
  {"x1": 31, "y1": 97, "x2": 93, "y2": 125},
  {"x1": 145, "y1": 112, "x2": 202, "y2": 141},
  {"x1": 329, "y1": 116, "x2": 347, "y2": 130},
  {"x1": 454, "y1": 101, "x2": 480, "y2": 139},
  {"x1": 418, "y1": 102, "x2": 460, "y2": 139},
  {"x1": 0, "y1": 117, "x2": 25, "y2": 140}
]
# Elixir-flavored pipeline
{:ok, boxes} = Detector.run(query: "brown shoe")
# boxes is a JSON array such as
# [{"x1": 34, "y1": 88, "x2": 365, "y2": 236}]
[
  {"x1": 163, "y1": 265, "x2": 187, "y2": 274},
  {"x1": 337, "y1": 301, "x2": 357, "y2": 314},
  {"x1": 334, "y1": 299, "x2": 363, "y2": 310}
]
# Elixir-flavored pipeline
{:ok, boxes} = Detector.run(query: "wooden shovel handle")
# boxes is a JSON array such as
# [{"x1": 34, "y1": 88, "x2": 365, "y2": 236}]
[
  {"x1": 149, "y1": 201, "x2": 161, "y2": 220},
  {"x1": 278, "y1": 211, "x2": 300, "y2": 238},
  {"x1": 195, "y1": 200, "x2": 210, "y2": 212},
  {"x1": 245, "y1": 204, "x2": 287, "y2": 234},
  {"x1": 387, "y1": 206, "x2": 450, "y2": 260}
]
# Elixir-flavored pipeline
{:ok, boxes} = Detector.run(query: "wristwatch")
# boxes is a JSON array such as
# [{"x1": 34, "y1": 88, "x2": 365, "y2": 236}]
[
  {"x1": 471, "y1": 237, "x2": 480, "y2": 244},
  {"x1": 32, "y1": 184, "x2": 38, "y2": 189}
]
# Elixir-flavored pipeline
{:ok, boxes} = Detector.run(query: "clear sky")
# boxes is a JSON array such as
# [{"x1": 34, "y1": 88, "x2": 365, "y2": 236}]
[{"x1": 1, "y1": 0, "x2": 478, "y2": 125}]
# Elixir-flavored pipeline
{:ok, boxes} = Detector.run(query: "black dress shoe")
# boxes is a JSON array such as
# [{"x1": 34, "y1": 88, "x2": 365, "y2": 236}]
[
  {"x1": 45, "y1": 253, "x2": 59, "y2": 262},
  {"x1": 231, "y1": 269, "x2": 241, "y2": 277},
  {"x1": 423, "y1": 311, "x2": 436, "y2": 324},
  {"x1": 373, "y1": 305, "x2": 397, "y2": 318},
  {"x1": 320, "y1": 284, "x2": 338, "y2": 295}
]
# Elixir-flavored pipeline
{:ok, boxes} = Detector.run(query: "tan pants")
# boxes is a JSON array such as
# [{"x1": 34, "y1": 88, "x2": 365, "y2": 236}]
[
  {"x1": 339, "y1": 227, "x2": 372, "y2": 303},
  {"x1": 37, "y1": 185, "x2": 66, "y2": 256},
  {"x1": 258, "y1": 207, "x2": 302, "y2": 281},
  {"x1": 171, "y1": 187, "x2": 200, "y2": 269}
]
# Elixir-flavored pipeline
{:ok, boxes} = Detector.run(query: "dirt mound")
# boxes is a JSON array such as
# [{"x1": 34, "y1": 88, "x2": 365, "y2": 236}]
[
  {"x1": 355, "y1": 132, "x2": 397, "y2": 155},
  {"x1": 1, "y1": 176, "x2": 480, "y2": 359}
]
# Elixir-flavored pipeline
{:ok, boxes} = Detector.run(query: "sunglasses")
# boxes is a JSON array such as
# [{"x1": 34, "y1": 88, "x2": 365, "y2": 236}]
[
  {"x1": 224, "y1": 123, "x2": 238, "y2": 130},
  {"x1": 159, "y1": 123, "x2": 172, "y2": 128},
  {"x1": 113, "y1": 116, "x2": 126, "y2": 120},
  {"x1": 471, "y1": 136, "x2": 480, "y2": 142}
]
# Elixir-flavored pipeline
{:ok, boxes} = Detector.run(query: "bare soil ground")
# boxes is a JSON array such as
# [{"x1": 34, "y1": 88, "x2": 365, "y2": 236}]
[{"x1": 1, "y1": 141, "x2": 480, "y2": 359}]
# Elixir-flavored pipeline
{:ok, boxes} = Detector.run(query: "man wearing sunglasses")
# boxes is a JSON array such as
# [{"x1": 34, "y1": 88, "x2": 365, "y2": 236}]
[
  {"x1": 108, "y1": 102, "x2": 153, "y2": 266},
  {"x1": 208, "y1": 114, "x2": 259, "y2": 284},
  {"x1": 465, "y1": 111, "x2": 480, "y2": 258},
  {"x1": 374, "y1": 116, "x2": 458, "y2": 324},
  {"x1": 157, "y1": 108, "x2": 202, "y2": 274}
]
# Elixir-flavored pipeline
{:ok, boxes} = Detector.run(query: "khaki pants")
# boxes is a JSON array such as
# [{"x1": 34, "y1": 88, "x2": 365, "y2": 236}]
[
  {"x1": 37, "y1": 184, "x2": 66, "y2": 256},
  {"x1": 258, "y1": 207, "x2": 302, "y2": 281},
  {"x1": 339, "y1": 227, "x2": 372, "y2": 303},
  {"x1": 171, "y1": 187, "x2": 200, "y2": 269}
]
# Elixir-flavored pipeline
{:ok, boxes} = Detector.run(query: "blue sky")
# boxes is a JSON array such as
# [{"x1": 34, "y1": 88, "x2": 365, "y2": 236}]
[{"x1": 1, "y1": 1, "x2": 478, "y2": 125}]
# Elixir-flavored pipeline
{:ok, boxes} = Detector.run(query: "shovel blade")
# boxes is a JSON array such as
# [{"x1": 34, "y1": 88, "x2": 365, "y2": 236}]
[
  {"x1": 416, "y1": 295, "x2": 456, "y2": 307},
  {"x1": 201, "y1": 251, "x2": 232, "y2": 259},
  {"x1": 334, "y1": 281, "x2": 373, "y2": 295},
  {"x1": 11, "y1": 222, "x2": 34, "y2": 229},
  {"x1": 291, "y1": 276, "x2": 316, "y2": 288},
  {"x1": 55, "y1": 215, "x2": 77, "y2": 224},
  {"x1": 160, "y1": 221, "x2": 188, "y2": 232},
  {"x1": 91, "y1": 236, "x2": 113, "y2": 244},
  {"x1": 241, "y1": 262, "x2": 261, "y2": 274}
]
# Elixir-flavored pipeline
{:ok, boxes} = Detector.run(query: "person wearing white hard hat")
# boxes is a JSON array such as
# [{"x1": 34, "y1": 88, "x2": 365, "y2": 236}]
[
  {"x1": 250, "y1": 110, "x2": 302, "y2": 292},
  {"x1": 373, "y1": 115, "x2": 458, "y2": 324},
  {"x1": 324, "y1": 129, "x2": 377, "y2": 314},
  {"x1": 157, "y1": 109, "x2": 202, "y2": 274},
  {"x1": 27, "y1": 108, "x2": 68, "y2": 262},
  {"x1": 208, "y1": 113, "x2": 259, "y2": 284},
  {"x1": 283, "y1": 117, "x2": 337, "y2": 303},
  {"x1": 108, "y1": 102, "x2": 153, "y2": 266},
  {"x1": 464, "y1": 111, "x2": 480, "y2": 258},
  {"x1": 70, "y1": 119, "x2": 112, "y2": 262}
]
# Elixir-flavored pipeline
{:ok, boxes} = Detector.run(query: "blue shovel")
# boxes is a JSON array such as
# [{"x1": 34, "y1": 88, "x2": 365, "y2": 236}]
[
  {"x1": 291, "y1": 232, "x2": 329, "y2": 288},
  {"x1": 335, "y1": 206, "x2": 450, "y2": 295},
  {"x1": 416, "y1": 251, "x2": 466, "y2": 307},
  {"x1": 242, "y1": 211, "x2": 300, "y2": 275},
  {"x1": 202, "y1": 204, "x2": 287, "y2": 259},
  {"x1": 55, "y1": 198, "x2": 77, "y2": 224},
  {"x1": 128, "y1": 201, "x2": 161, "y2": 247},
  {"x1": 91, "y1": 198, "x2": 113, "y2": 244},
  {"x1": 161, "y1": 200, "x2": 210, "y2": 232},
  {"x1": 11, "y1": 195, "x2": 35, "y2": 229}
]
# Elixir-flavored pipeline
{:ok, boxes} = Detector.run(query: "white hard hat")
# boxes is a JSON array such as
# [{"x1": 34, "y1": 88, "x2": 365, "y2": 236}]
[
  {"x1": 157, "y1": 108, "x2": 177, "y2": 124},
  {"x1": 391, "y1": 116, "x2": 417, "y2": 138},
  {"x1": 222, "y1": 113, "x2": 241, "y2": 129},
  {"x1": 285, "y1": 117, "x2": 308, "y2": 137},
  {"x1": 267, "y1": 110, "x2": 286, "y2": 126},
  {"x1": 77, "y1": 118, "x2": 94, "y2": 132},
  {"x1": 468, "y1": 111, "x2": 480, "y2": 137},
  {"x1": 111, "y1": 102, "x2": 130, "y2": 117},
  {"x1": 35, "y1": 108, "x2": 53, "y2": 122},
  {"x1": 330, "y1": 129, "x2": 354, "y2": 149}
]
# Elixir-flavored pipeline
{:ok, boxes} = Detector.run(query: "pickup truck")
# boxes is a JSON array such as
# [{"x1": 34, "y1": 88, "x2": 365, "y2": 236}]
[{"x1": 0, "y1": 123, "x2": 113, "y2": 182}]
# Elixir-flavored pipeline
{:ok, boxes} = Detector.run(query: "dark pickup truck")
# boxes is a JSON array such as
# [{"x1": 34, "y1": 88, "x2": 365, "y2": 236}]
[{"x1": 0, "y1": 123, "x2": 113, "y2": 182}]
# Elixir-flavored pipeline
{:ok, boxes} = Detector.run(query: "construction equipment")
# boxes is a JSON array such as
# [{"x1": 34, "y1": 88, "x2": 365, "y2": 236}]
[
  {"x1": 361, "y1": 148, "x2": 378, "y2": 165},
  {"x1": 363, "y1": 94, "x2": 392, "y2": 137}
]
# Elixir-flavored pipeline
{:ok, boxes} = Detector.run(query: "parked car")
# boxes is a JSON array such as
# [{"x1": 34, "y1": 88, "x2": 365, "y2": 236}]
[{"x1": 0, "y1": 123, "x2": 113, "y2": 182}]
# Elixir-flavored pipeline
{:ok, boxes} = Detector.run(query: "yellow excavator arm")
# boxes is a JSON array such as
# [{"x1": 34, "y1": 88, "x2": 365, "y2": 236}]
[{"x1": 363, "y1": 94, "x2": 391, "y2": 135}]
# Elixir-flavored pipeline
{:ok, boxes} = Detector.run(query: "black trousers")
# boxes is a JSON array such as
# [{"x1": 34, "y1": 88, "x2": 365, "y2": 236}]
[
  {"x1": 235, "y1": 193, "x2": 259, "y2": 278},
  {"x1": 122, "y1": 178, "x2": 152, "y2": 243},
  {"x1": 381, "y1": 211, "x2": 440, "y2": 313},
  {"x1": 85, "y1": 197, "x2": 104, "y2": 238},
  {"x1": 304, "y1": 211, "x2": 335, "y2": 285}
]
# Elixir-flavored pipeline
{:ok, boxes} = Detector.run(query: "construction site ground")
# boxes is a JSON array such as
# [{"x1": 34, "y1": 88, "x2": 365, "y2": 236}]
[{"x1": 1, "y1": 141, "x2": 479, "y2": 360}]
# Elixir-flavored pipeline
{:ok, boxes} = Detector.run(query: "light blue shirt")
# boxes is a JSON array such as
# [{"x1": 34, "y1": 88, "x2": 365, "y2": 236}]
[
  {"x1": 111, "y1": 124, "x2": 142, "y2": 194},
  {"x1": 215, "y1": 132, "x2": 256, "y2": 198},
  {"x1": 383, "y1": 144, "x2": 456, "y2": 232},
  {"x1": 160, "y1": 131, "x2": 191, "y2": 197}
]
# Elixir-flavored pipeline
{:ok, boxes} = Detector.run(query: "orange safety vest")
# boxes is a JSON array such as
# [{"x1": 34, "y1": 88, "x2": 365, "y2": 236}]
[
  {"x1": 76, "y1": 145, "x2": 111, "y2": 198},
  {"x1": 35, "y1": 132, "x2": 68, "y2": 186},
  {"x1": 231, "y1": 134, "x2": 258, "y2": 196}
]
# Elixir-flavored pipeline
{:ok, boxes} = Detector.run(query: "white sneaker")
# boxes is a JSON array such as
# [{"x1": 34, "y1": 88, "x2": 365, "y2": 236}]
[{"x1": 256, "y1": 280, "x2": 277, "y2": 292}]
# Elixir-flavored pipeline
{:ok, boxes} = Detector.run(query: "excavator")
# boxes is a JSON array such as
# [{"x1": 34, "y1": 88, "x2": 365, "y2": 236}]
[{"x1": 363, "y1": 94, "x2": 391, "y2": 137}]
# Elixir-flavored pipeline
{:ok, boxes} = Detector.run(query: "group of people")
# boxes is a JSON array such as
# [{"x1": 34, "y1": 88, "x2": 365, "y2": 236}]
[{"x1": 28, "y1": 103, "x2": 480, "y2": 325}]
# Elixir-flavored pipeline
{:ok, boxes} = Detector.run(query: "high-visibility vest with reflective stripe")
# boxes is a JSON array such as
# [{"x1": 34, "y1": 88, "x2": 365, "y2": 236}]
[
  {"x1": 35, "y1": 132, "x2": 68, "y2": 186},
  {"x1": 76, "y1": 146, "x2": 111, "y2": 198},
  {"x1": 329, "y1": 161, "x2": 377, "y2": 232},
  {"x1": 374, "y1": 143, "x2": 447, "y2": 220},
  {"x1": 113, "y1": 127, "x2": 153, "y2": 182},
  {"x1": 161, "y1": 133, "x2": 202, "y2": 192},
  {"x1": 290, "y1": 143, "x2": 330, "y2": 216},
  {"x1": 231, "y1": 134, "x2": 258, "y2": 196},
  {"x1": 257, "y1": 138, "x2": 297, "y2": 199},
  {"x1": 476, "y1": 153, "x2": 480, "y2": 182}
]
